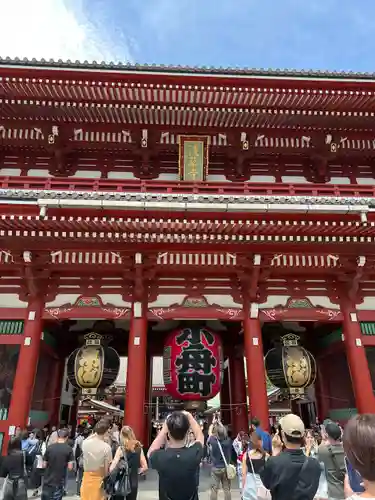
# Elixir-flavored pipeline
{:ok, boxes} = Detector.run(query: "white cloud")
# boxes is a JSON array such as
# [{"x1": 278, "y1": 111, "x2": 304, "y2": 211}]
[{"x1": 0, "y1": 0, "x2": 132, "y2": 62}]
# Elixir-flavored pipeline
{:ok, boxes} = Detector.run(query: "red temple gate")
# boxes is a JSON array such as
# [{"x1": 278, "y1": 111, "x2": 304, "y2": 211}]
[{"x1": 0, "y1": 59, "x2": 374, "y2": 450}]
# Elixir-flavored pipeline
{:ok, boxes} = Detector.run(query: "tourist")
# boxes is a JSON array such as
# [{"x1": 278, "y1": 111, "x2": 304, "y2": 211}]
[
  {"x1": 148, "y1": 410, "x2": 204, "y2": 500},
  {"x1": 260, "y1": 414, "x2": 321, "y2": 500},
  {"x1": 75, "y1": 427, "x2": 92, "y2": 496},
  {"x1": 41, "y1": 428, "x2": 74, "y2": 500},
  {"x1": 270, "y1": 428, "x2": 284, "y2": 456},
  {"x1": 207, "y1": 420, "x2": 232, "y2": 500},
  {"x1": 303, "y1": 430, "x2": 327, "y2": 500},
  {"x1": 317, "y1": 421, "x2": 345, "y2": 500},
  {"x1": 185, "y1": 428, "x2": 196, "y2": 448},
  {"x1": 303, "y1": 430, "x2": 318, "y2": 458},
  {"x1": 242, "y1": 430, "x2": 269, "y2": 500},
  {"x1": 81, "y1": 419, "x2": 112, "y2": 500},
  {"x1": 233, "y1": 431, "x2": 249, "y2": 493},
  {"x1": 250, "y1": 418, "x2": 272, "y2": 455},
  {"x1": 42, "y1": 425, "x2": 50, "y2": 441},
  {"x1": 73, "y1": 426, "x2": 85, "y2": 453},
  {"x1": 343, "y1": 414, "x2": 374, "y2": 500},
  {"x1": 111, "y1": 423, "x2": 120, "y2": 445},
  {"x1": 30, "y1": 430, "x2": 46, "y2": 497},
  {"x1": 0, "y1": 437, "x2": 27, "y2": 500},
  {"x1": 109, "y1": 425, "x2": 148, "y2": 500},
  {"x1": 23, "y1": 429, "x2": 39, "y2": 455},
  {"x1": 14, "y1": 426, "x2": 22, "y2": 439},
  {"x1": 46, "y1": 426, "x2": 58, "y2": 447}
]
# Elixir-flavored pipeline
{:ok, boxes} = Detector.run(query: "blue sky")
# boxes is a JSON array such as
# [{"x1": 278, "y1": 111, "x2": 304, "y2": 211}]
[{"x1": 1, "y1": 0, "x2": 375, "y2": 71}]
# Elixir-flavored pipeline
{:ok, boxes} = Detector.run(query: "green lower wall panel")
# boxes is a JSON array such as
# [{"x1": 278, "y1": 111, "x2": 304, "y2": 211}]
[{"x1": 328, "y1": 408, "x2": 357, "y2": 421}]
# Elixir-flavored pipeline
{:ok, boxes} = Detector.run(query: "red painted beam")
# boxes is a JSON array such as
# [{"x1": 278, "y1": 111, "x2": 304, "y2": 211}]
[
  {"x1": 2, "y1": 119, "x2": 375, "y2": 143},
  {"x1": 1, "y1": 218, "x2": 373, "y2": 240},
  {"x1": 0, "y1": 335, "x2": 24, "y2": 344},
  {"x1": 3, "y1": 65, "x2": 375, "y2": 96},
  {"x1": 0, "y1": 175, "x2": 373, "y2": 199},
  {"x1": 361, "y1": 336, "x2": 375, "y2": 346},
  {"x1": 1, "y1": 237, "x2": 375, "y2": 255}
]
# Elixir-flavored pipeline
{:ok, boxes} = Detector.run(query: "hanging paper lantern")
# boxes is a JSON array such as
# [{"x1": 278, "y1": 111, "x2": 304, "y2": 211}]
[
  {"x1": 265, "y1": 333, "x2": 316, "y2": 398},
  {"x1": 163, "y1": 326, "x2": 223, "y2": 401},
  {"x1": 67, "y1": 333, "x2": 120, "y2": 395}
]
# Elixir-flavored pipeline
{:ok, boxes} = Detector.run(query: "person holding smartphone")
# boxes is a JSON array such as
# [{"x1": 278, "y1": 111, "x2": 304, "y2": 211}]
[
  {"x1": 343, "y1": 414, "x2": 375, "y2": 500},
  {"x1": 147, "y1": 411, "x2": 204, "y2": 500}
]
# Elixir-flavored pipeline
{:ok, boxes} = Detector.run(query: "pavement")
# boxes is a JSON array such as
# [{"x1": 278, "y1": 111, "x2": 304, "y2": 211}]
[
  {"x1": 64, "y1": 462, "x2": 241, "y2": 500},
  {"x1": 0, "y1": 462, "x2": 240, "y2": 499},
  {"x1": 135, "y1": 463, "x2": 241, "y2": 500}
]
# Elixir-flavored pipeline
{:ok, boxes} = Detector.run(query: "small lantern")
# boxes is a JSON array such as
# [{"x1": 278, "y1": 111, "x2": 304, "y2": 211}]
[
  {"x1": 265, "y1": 333, "x2": 316, "y2": 398},
  {"x1": 163, "y1": 326, "x2": 223, "y2": 403},
  {"x1": 67, "y1": 332, "x2": 120, "y2": 396}
]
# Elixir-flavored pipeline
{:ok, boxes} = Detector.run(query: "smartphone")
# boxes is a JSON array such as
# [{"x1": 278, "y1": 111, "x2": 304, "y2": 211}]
[{"x1": 345, "y1": 457, "x2": 364, "y2": 493}]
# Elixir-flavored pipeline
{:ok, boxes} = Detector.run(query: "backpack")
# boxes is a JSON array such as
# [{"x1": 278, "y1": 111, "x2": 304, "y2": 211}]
[
  {"x1": 328, "y1": 446, "x2": 346, "y2": 483},
  {"x1": 26, "y1": 440, "x2": 42, "y2": 468}
]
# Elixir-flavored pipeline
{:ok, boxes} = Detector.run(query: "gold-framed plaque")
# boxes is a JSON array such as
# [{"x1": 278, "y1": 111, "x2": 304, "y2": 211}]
[{"x1": 178, "y1": 135, "x2": 209, "y2": 181}]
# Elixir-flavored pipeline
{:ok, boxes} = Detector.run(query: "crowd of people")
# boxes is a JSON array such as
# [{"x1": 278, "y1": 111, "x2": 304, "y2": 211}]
[
  {"x1": 0, "y1": 419, "x2": 145, "y2": 500},
  {"x1": 147, "y1": 411, "x2": 375, "y2": 500},
  {"x1": 0, "y1": 412, "x2": 373, "y2": 500}
]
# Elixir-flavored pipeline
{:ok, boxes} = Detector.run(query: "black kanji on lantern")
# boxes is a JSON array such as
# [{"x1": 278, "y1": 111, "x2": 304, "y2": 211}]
[
  {"x1": 176, "y1": 327, "x2": 215, "y2": 349},
  {"x1": 175, "y1": 327, "x2": 216, "y2": 397},
  {"x1": 178, "y1": 372, "x2": 215, "y2": 396}
]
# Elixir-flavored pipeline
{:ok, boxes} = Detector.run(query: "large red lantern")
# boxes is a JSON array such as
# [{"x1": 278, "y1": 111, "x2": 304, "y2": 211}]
[{"x1": 163, "y1": 326, "x2": 223, "y2": 401}]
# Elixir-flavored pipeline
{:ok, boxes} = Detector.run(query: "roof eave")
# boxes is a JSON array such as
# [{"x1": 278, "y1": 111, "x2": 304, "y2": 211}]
[{"x1": 2, "y1": 58, "x2": 375, "y2": 84}]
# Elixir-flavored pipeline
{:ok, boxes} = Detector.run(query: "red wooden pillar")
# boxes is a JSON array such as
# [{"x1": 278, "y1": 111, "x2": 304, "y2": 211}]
[
  {"x1": 8, "y1": 297, "x2": 44, "y2": 428},
  {"x1": 341, "y1": 298, "x2": 375, "y2": 414},
  {"x1": 220, "y1": 363, "x2": 231, "y2": 426},
  {"x1": 124, "y1": 300, "x2": 148, "y2": 441},
  {"x1": 243, "y1": 303, "x2": 269, "y2": 429},
  {"x1": 229, "y1": 348, "x2": 248, "y2": 434},
  {"x1": 143, "y1": 354, "x2": 153, "y2": 447}
]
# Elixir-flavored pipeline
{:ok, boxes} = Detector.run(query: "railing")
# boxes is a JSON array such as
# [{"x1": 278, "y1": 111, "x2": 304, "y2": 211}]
[{"x1": 0, "y1": 176, "x2": 374, "y2": 198}]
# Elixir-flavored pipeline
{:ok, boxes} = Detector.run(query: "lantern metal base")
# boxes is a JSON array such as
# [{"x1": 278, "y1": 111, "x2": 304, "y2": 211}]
[
  {"x1": 277, "y1": 388, "x2": 305, "y2": 400},
  {"x1": 82, "y1": 388, "x2": 98, "y2": 396},
  {"x1": 289, "y1": 387, "x2": 304, "y2": 398},
  {"x1": 183, "y1": 401, "x2": 206, "y2": 412}
]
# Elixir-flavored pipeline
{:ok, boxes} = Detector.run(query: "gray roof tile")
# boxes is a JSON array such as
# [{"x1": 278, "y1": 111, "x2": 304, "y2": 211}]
[{"x1": 0, "y1": 56, "x2": 374, "y2": 80}]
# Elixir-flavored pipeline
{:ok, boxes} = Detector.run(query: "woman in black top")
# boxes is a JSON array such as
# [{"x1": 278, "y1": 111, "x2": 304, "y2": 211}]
[
  {"x1": 29, "y1": 429, "x2": 45, "y2": 497},
  {"x1": 109, "y1": 426, "x2": 148, "y2": 500},
  {"x1": 242, "y1": 430, "x2": 269, "y2": 500},
  {"x1": 0, "y1": 437, "x2": 27, "y2": 500}
]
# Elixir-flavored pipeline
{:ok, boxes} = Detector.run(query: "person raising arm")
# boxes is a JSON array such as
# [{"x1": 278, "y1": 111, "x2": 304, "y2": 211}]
[
  {"x1": 147, "y1": 411, "x2": 204, "y2": 500},
  {"x1": 148, "y1": 411, "x2": 204, "y2": 458}
]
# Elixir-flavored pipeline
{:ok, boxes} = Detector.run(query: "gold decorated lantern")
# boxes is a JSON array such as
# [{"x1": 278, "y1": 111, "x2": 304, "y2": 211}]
[
  {"x1": 67, "y1": 333, "x2": 120, "y2": 396},
  {"x1": 264, "y1": 334, "x2": 316, "y2": 398}
]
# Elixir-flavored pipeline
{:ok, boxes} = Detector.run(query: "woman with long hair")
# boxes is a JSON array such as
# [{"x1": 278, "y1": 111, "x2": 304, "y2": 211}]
[
  {"x1": 233, "y1": 431, "x2": 249, "y2": 494},
  {"x1": 242, "y1": 430, "x2": 270, "y2": 500},
  {"x1": 303, "y1": 429, "x2": 327, "y2": 500},
  {"x1": 343, "y1": 414, "x2": 374, "y2": 499},
  {"x1": 207, "y1": 421, "x2": 232, "y2": 500},
  {"x1": 0, "y1": 437, "x2": 27, "y2": 500},
  {"x1": 29, "y1": 429, "x2": 46, "y2": 497},
  {"x1": 303, "y1": 430, "x2": 318, "y2": 458},
  {"x1": 109, "y1": 425, "x2": 148, "y2": 500}
]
